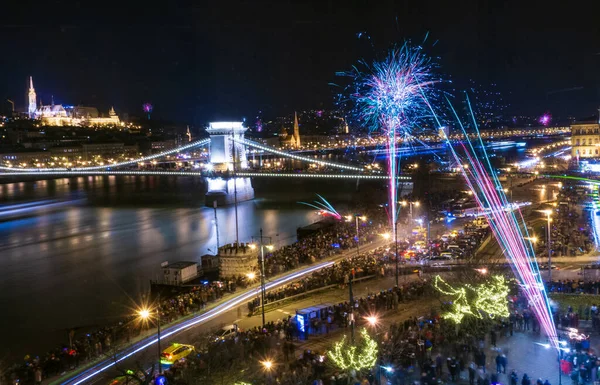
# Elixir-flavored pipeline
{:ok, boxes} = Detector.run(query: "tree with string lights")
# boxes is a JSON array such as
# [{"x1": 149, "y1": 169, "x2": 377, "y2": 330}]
[{"x1": 328, "y1": 328, "x2": 378, "y2": 384}]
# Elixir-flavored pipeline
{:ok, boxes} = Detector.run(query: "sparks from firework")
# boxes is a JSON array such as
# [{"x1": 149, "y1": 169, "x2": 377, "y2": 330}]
[
  {"x1": 338, "y1": 41, "x2": 439, "y2": 233},
  {"x1": 142, "y1": 103, "x2": 153, "y2": 119},
  {"x1": 298, "y1": 194, "x2": 342, "y2": 220},
  {"x1": 466, "y1": 80, "x2": 510, "y2": 129},
  {"x1": 539, "y1": 113, "x2": 551, "y2": 126},
  {"x1": 435, "y1": 95, "x2": 558, "y2": 348}
]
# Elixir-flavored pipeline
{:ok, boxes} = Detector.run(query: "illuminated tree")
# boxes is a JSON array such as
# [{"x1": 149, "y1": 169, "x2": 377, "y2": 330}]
[
  {"x1": 328, "y1": 328, "x2": 378, "y2": 381},
  {"x1": 473, "y1": 275, "x2": 510, "y2": 319},
  {"x1": 434, "y1": 275, "x2": 509, "y2": 323}
]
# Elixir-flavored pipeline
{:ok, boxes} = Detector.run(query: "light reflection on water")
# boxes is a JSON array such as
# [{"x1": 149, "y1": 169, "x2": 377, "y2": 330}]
[{"x1": 0, "y1": 176, "x2": 319, "y2": 359}]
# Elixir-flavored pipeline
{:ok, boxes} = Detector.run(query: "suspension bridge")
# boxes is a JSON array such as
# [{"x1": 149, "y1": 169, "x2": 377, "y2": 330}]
[{"x1": 0, "y1": 122, "x2": 412, "y2": 205}]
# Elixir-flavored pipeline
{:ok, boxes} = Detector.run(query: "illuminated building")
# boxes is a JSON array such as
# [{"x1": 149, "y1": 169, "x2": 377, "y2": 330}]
[
  {"x1": 161, "y1": 261, "x2": 199, "y2": 285},
  {"x1": 151, "y1": 139, "x2": 178, "y2": 153},
  {"x1": 28, "y1": 76, "x2": 36, "y2": 119},
  {"x1": 0, "y1": 150, "x2": 50, "y2": 165},
  {"x1": 27, "y1": 76, "x2": 122, "y2": 127},
  {"x1": 571, "y1": 119, "x2": 600, "y2": 159},
  {"x1": 217, "y1": 243, "x2": 259, "y2": 279},
  {"x1": 279, "y1": 111, "x2": 301, "y2": 148}
]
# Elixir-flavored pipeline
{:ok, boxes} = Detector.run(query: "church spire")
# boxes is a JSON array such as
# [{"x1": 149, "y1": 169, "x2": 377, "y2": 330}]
[
  {"x1": 28, "y1": 76, "x2": 37, "y2": 119},
  {"x1": 293, "y1": 111, "x2": 300, "y2": 148}
]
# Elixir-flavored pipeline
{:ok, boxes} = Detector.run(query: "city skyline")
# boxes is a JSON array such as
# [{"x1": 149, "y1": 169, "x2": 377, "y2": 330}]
[{"x1": 0, "y1": 1, "x2": 598, "y2": 125}]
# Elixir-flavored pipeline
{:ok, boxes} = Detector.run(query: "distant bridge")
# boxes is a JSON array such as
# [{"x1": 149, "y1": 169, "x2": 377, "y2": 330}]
[
  {"x1": 0, "y1": 170, "x2": 407, "y2": 180},
  {"x1": 0, "y1": 124, "x2": 407, "y2": 205}
]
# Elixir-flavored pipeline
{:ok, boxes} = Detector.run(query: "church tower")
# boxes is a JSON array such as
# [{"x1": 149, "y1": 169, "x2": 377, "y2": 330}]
[
  {"x1": 28, "y1": 76, "x2": 37, "y2": 119},
  {"x1": 293, "y1": 111, "x2": 301, "y2": 148}
]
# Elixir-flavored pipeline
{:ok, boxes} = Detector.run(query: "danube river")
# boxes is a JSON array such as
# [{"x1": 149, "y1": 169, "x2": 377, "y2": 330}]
[{"x1": 0, "y1": 176, "x2": 351, "y2": 359}]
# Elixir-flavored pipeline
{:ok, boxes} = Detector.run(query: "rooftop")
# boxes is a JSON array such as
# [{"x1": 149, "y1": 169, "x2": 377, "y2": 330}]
[{"x1": 165, "y1": 261, "x2": 197, "y2": 269}]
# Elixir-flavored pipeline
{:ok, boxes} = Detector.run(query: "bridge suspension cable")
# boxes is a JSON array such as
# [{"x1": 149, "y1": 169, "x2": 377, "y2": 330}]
[
  {"x1": 237, "y1": 138, "x2": 368, "y2": 172},
  {"x1": 0, "y1": 138, "x2": 211, "y2": 172},
  {"x1": 0, "y1": 170, "x2": 409, "y2": 180}
]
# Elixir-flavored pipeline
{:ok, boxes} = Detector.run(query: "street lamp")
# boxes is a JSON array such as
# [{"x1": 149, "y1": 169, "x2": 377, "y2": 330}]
[
  {"x1": 540, "y1": 339, "x2": 568, "y2": 385},
  {"x1": 525, "y1": 236, "x2": 538, "y2": 244},
  {"x1": 251, "y1": 229, "x2": 274, "y2": 328},
  {"x1": 346, "y1": 214, "x2": 367, "y2": 257},
  {"x1": 261, "y1": 360, "x2": 273, "y2": 371},
  {"x1": 261, "y1": 359, "x2": 276, "y2": 384},
  {"x1": 365, "y1": 315, "x2": 381, "y2": 384},
  {"x1": 365, "y1": 315, "x2": 379, "y2": 327},
  {"x1": 401, "y1": 200, "x2": 420, "y2": 222},
  {"x1": 137, "y1": 307, "x2": 162, "y2": 374},
  {"x1": 541, "y1": 210, "x2": 553, "y2": 281}
]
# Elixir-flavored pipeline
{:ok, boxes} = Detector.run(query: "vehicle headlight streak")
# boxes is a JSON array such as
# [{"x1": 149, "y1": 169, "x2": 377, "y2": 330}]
[
  {"x1": 434, "y1": 95, "x2": 558, "y2": 348},
  {"x1": 63, "y1": 261, "x2": 335, "y2": 385}
]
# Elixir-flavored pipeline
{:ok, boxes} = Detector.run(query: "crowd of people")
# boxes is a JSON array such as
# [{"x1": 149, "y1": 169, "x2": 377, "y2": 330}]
[
  {"x1": 547, "y1": 280, "x2": 600, "y2": 295},
  {"x1": 4, "y1": 207, "x2": 389, "y2": 385},
  {"x1": 211, "y1": 286, "x2": 598, "y2": 385},
  {"x1": 11, "y1": 187, "x2": 597, "y2": 385},
  {"x1": 162, "y1": 279, "x2": 433, "y2": 385},
  {"x1": 543, "y1": 189, "x2": 594, "y2": 258}
]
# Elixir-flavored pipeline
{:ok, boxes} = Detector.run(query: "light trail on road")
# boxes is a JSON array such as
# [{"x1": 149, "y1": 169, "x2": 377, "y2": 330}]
[{"x1": 62, "y1": 260, "x2": 335, "y2": 385}]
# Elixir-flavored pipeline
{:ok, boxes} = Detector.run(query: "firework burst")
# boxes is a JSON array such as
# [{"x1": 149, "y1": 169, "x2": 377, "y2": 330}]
[
  {"x1": 539, "y1": 112, "x2": 552, "y2": 126},
  {"x1": 298, "y1": 194, "x2": 342, "y2": 220},
  {"x1": 336, "y1": 41, "x2": 440, "y2": 233}
]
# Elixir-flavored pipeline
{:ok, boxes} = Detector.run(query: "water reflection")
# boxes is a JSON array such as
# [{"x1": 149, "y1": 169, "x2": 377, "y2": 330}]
[{"x1": 0, "y1": 176, "x2": 318, "y2": 359}]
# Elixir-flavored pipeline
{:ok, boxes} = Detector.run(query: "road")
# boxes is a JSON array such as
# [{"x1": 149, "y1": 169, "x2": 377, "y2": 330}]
[
  {"x1": 89, "y1": 272, "x2": 430, "y2": 385},
  {"x1": 52, "y1": 237, "x2": 398, "y2": 385},
  {"x1": 43, "y1": 206, "x2": 475, "y2": 385}
]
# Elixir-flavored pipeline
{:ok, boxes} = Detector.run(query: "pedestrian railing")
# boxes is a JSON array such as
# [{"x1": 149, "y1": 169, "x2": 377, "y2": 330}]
[{"x1": 260, "y1": 274, "x2": 377, "y2": 314}]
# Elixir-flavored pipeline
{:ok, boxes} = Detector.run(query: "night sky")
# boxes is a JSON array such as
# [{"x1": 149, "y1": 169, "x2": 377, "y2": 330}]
[{"x1": 1, "y1": 0, "x2": 599, "y2": 124}]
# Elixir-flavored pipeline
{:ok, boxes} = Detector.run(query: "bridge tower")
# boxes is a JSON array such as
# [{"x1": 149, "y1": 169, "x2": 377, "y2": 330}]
[
  {"x1": 205, "y1": 122, "x2": 255, "y2": 206},
  {"x1": 206, "y1": 122, "x2": 249, "y2": 171}
]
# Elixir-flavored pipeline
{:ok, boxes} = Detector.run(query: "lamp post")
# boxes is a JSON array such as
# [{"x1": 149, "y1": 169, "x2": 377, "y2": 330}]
[
  {"x1": 251, "y1": 230, "x2": 274, "y2": 328},
  {"x1": 366, "y1": 315, "x2": 380, "y2": 384},
  {"x1": 348, "y1": 269, "x2": 356, "y2": 344},
  {"x1": 137, "y1": 307, "x2": 162, "y2": 374},
  {"x1": 401, "y1": 200, "x2": 420, "y2": 222},
  {"x1": 541, "y1": 210, "x2": 553, "y2": 281},
  {"x1": 261, "y1": 359, "x2": 274, "y2": 385},
  {"x1": 541, "y1": 338, "x2": 566, "y2": 385},
  {"x1": 346, "y1": 214, "x2": 367, "y2": 257}
]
